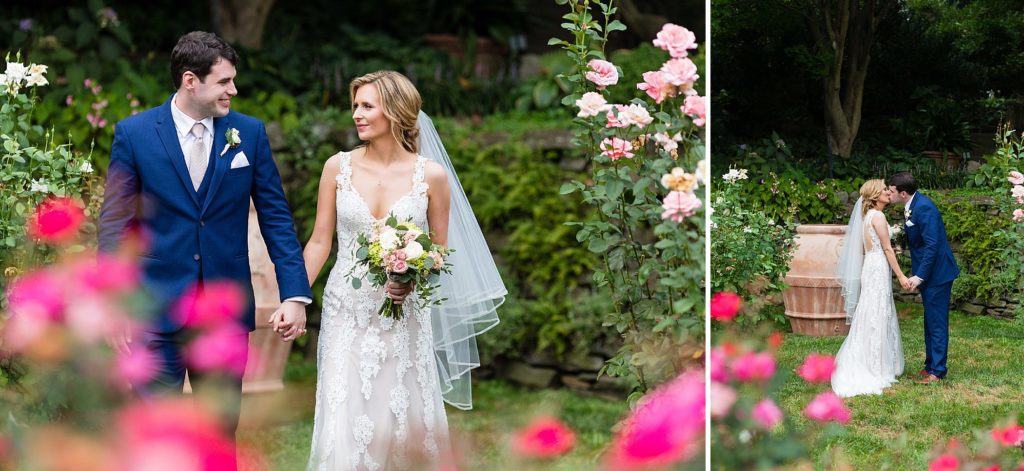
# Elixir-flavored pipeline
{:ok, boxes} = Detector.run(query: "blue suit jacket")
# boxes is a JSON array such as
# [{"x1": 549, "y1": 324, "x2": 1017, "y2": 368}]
[
  {"x1": 905, "y1": 193, "x2": 960, "y2": 287},
  {"x1": 98, "y1": 95, "x2": 312, "y2": 332}
]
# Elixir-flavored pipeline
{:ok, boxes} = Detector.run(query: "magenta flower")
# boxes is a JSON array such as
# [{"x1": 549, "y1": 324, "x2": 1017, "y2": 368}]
[
  {"x1": 928, "y1": 453, "x2": 959, "y2": 471},
  {"x1": 172, "y1": 281, "x2": 245, "y2": 328},
  {"x1": 709, "y1": 345, "x2": 729, "y2": 382},
  {"x1": 600, "y1": 137, "x2": 634, "y2": 161},
  {"x1": 70, "y1": 253, "x2": 141, "y2": 295},
  {"x1": 114, "y1": 347, "x2": 158, "y2": 385},
  {"x1": 187, "y1": 324, "x2": 250, "y2": 376},
  {"x1": 804, "y1": 391, "x2": 851, "y2": 424},
  {"x1": 730, "y1": 351, "x2": 776, "y2": 383},
  {"x1": 26, "y1": 197, "x2": 86, "y2": 244},
  {"x1": 652, "y1": 23, "x2": 698, "y2": 59},
  {"x1": 682, "y1": 95, "x2": 706, "y2": 127},
  {"x1": 990, "y1": 424, "x2": 1024, "y2": 446},
  {"x1": 115, "y1": 399, "x2": 237, "y2": 470},
  {"x1": 511, "y1": 416, "x2": 577, "y2": 458},
  {"x1": 751, "y1": 399, "x2": 784, "y2": 430},
  {"x1": 585, "y1": 59, "x2": 618, "y2": 90},
  {"x1": 606, "y1": 369, "x2": 704, "y2": 470},
  {"x1": 710, "y1": 292, "x2": 741, "y2": 321},
  {"x1": 796, "y1": 353, "x2": 837, "y2": 384},
  {"x1": 661, "y1": 190, "x2": 701, "y2": 222}
]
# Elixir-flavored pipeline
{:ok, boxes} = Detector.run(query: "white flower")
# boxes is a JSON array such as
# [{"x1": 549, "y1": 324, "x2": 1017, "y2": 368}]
[
  {"x1": 379, "y1": 228, "x2": 400, "y2": 251},
  {"x1": 620, "y1": 103, "x2": 653, "y2": 127},
  {"x1": 1012, "y1": 185, "x2": 1024, "y2": 199},
  {"x1": 30, "y1": 179, "x2": 48, "y2": 193},
  {"x1": 0, "y1": 73, "x2": 7, "y2": 86},
  {"x1": 575, "y1": 92, "x2": 610, "y2": 118},
  {"x1": 4, "y1": 62, "x2": 27, "y2": 83},
  {"x1": 25, "y1": 73, "x2": 47, "y2": 87},
  {"x1": 80, "y1": 161, "x2": 94, "y2": 173},
  {"x1": 404, "y1": 241, "x2": 424, "y2": 261},
  {"x1": 743, "y1": 227, "x2": 755, "y2": 233},
  {"x1": 696, "y1": 159, "x2": 709, "y2": 185},
  {"x1": 652, "y1": 132, "x2": 681, "y2": 153},
  {"x1": 722, "y1": 168, "x2": 749, "y2": 183},
  {"x1": 28, "y1": 64, "x2": 47, "y2": 76},
  {"x1": 220, "y1": 128, "x2": 241, "y2": 156},
  {"x1": 405, "y1": 227, "x2": 423, "y2": 240}
]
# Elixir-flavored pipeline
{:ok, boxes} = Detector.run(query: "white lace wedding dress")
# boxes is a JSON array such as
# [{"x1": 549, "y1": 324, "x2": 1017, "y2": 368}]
[
  {"x1": 308, "y1": 152, "x2": 451, "y2": 470},
  {"x1": 831, "y1": 209, "x2": 905, "y2": 398}
]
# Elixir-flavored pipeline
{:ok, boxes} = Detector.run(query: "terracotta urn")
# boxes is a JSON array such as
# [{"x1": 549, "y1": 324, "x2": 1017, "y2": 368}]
[{"x1": 782, "y1": 224, "x2": 851, "y2": 336}]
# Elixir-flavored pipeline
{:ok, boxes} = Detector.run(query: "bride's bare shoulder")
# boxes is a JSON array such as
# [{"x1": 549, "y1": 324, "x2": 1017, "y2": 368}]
[{"x1": 422, "y1": 160, "x2": 448, "y2": 187}]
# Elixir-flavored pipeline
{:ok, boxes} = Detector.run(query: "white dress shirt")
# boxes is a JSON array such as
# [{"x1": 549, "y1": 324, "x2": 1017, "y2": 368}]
[
  {"x1": 904, "y1": 192, "x2": 923, "y2": 284},
  {"x1": 170, "y1": 95, "x2": 311, "y2": 306}
]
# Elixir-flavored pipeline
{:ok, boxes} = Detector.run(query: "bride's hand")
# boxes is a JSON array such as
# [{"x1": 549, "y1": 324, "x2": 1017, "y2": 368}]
[{"x1": 385, "y1": 280, "x2": 413, "y2": 305}]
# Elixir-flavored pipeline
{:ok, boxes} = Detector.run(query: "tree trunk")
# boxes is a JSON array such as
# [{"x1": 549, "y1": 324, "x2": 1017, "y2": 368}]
[
  {"x1": 211, "y1": 0, "x2": 276, "y2": 50},
  {"x1": 784, "y1": 0, "x2": 896, "y2": 157}
]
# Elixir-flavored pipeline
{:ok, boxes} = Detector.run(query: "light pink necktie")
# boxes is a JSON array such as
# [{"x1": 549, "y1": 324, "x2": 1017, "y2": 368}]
[{"x1": 188, "y1": 122, "x2": 207, "y2": 191}]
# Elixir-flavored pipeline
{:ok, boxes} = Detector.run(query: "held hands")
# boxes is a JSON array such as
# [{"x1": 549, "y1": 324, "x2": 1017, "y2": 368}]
[
  {"x1": 385, "y1": 280, "x2": 413, "y2": 305},
  {"x1": 900, "y1": 275, "x2": 923, "y2": 292},
  {"x1": 268, "y1": 300, "x2": 307, "y2": 342}
]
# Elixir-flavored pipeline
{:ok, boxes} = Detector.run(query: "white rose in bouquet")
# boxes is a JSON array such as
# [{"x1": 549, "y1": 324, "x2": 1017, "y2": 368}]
[{"x1": 404, "y1": 241, "x2": 424, "y2": 261}]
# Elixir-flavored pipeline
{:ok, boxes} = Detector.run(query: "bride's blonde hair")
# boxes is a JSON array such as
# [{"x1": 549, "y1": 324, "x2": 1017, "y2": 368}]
[
  {"x1": 860, "y1": 179, "x2": 886, "y2": 216},
  {"x1": 349, "y1": 71, "x2": 422, "y2": 154}
]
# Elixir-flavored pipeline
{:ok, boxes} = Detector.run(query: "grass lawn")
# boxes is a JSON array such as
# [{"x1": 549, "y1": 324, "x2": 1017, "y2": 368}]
[
  {"x1": 774, "y1": 304, "x2": 1024, "y2": 468},
  {"x1": 237, "y1": 358, "x2": 631, "y2": 470}
]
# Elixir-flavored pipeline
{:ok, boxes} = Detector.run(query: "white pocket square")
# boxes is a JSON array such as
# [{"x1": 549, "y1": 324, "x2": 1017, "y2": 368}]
[
  {"x1": 905, "y1": 220, "x2": 915, "y2": 227},
  {"x1": 229, "y1": 152, "x2": 250, "y2": 169}
]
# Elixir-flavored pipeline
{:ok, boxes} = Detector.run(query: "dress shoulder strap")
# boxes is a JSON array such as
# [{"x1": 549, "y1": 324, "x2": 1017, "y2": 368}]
[
  {"x1": 335, "y1": 151, "x2": 352, "y2": 190},
  {"x1": 412, "y1": 156, "x2": 429, "y2": 197}
]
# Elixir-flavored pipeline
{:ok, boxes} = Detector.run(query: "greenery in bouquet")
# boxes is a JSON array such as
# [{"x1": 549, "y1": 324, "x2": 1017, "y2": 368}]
[
  {"x1": 552, "y1": 0, "x2": 707, "y2": 398},
  {"x1": 350, "y1": 216, "x2": 453, "y2": 320}
]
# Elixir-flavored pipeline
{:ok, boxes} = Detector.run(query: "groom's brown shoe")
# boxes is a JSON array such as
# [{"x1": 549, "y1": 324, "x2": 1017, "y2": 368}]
[
  {"x1": 914, "y1": 369, "x2": 929, "y2": 379},
  {"x1": 916, "y1": 373, "x2": 942, "y2": 384}
]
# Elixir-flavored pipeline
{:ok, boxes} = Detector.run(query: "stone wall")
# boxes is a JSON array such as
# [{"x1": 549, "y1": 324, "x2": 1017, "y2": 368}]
[{"x1": 476, "y1": 348, "x2": 628, "y2": 400}]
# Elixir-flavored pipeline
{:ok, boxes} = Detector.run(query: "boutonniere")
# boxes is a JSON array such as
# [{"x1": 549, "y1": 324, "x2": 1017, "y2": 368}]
[
  {"x1": 219, "y1": 128, "x2": 240, "y2": 157},
  {"x1": 904, "y1": 208, "x2": 912, "y2": 220}
]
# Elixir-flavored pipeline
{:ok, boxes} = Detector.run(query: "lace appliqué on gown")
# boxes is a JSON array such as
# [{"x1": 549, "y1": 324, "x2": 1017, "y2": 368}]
[
  {"x1": 308, "y1": 152, "x2": 451, "y2": 470},
  {"x1": 832, "y1": 209, "x2": 905, "y2": 398}
]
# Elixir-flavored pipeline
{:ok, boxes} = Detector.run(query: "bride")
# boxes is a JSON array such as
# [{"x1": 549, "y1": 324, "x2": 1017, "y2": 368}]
[
  {"x1": 831, "y1": 179, "x2": 906, "y2": 398},
  {"x1": 298, "y1": 71, "x2": 504, "y2": 470}
]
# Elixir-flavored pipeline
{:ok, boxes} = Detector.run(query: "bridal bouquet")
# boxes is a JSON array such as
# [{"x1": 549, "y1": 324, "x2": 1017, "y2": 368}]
[{"x1": 349, "y1": 216, "x2": 452, "y2": 319}]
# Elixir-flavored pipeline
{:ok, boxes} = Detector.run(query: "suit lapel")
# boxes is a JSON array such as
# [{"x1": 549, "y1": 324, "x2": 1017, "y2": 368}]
[
  {"x1": 200, "y1": 117, "x2": 230, "y2": 215},
  {"x1": 155, "y1": 100, "x2": 201, "y2": 208}
]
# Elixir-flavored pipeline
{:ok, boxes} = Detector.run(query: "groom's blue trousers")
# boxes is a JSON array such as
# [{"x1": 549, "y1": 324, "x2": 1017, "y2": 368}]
[{"x1": 920, "y1": 280, "x2": 952, "y2": 378}]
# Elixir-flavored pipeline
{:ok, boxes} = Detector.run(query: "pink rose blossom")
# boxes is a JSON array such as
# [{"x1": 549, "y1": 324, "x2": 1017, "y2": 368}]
[
  {"x1": 115, "y1": 399, "x2": 238, "y2": 471},
  {"x1": 1014, "y1": 208, "x2": 1024, "y2": 222},
  {"x1": 26, "y1": 196, "x2": 86, "y2": 244},
  {"x1": 928, "y1": 453, "x2": 959, "y2": 471},
  {"x1": 187, "y1": 324, "x2": 250, "y2": 376},
  {"x1": 511, "y1": 416, "x2": 577, "y2": 458},
  {"x1": 652, "y1": 132, "x2": 682, "y2": 153},
  {"x1": 172, "y1": 281, "x2": 245, "y2": 328},
  {"x1": 682, "y1": 95, "x2": 706, "y2": 127},
  {"x1": 652, "y1": 24, "x2": 698, "y2": 58},
  {"x1": 1012, "y1": 185, "x2": 1024, "y2": 199},
  {"x1": 575, "y1": 91, "x2": 611, "y2": 118},
  {"x1": 710, "y1": 292, "x2": 741, "y2": 321},
  {"x1": 661, "y1": 191, "x2": 701, "y2": 222},
  {"x1": 708, "y1": 381, "x2": 736, "y2": 418},
  {"x1": 730, "y1": 351, "x2": 776, "y2": 383},
  {"x1": 991, "y1": 424, "x2": 1024, "y2": 446},
  {"x1": 804, "y1": 391, "x2": 851, "y2": 424},
  {"x1": 70, "y1": 253, "x2": 140, "y2": 295},
  {"x1": 606, "y1": 369, "x2": 704, "y2": 470},
  {"x1": 1009, "y1": 171, "x2": 1024, "y2": 185},
  {"x1": 65, "y1": 295, "x2": 125, "y2": 343},
  {"x1": 394, "y1": 249, "x2": 407, "y2": 261},
  {"x1": 621, "y1": 104, "x2": 654, "y2": 127},
  {"x1": 65, "y1": 95, "x2": 73, "y2": 106},
  {"x1": 6, "y1": 269, "x2": 65, "y2": 322},
  {"x1": 709, "y1": 346, "x2": 729, "y2": 382},
  {"x1": 636, "y1": 71, "x2": 672, "y2": 104},
  {"x1": 605, "y1": 105, "x2": 630, "y2": 128},
  {"x1": 392, "y1": 260, "x2": 409, "y2": 273},
  {"x1": 796, "y1": 353, "x2": 837, "y2": 384},
  {"x1": 661, "y1": 58, "x2": 699, "y2": 96},
  {"x1": 751, "y1": 399, "x2": 783, "y2": 430},
  {"x1": 600, "y1": 137, "x2": 634, "y2": 161},
  {"x1": 585, "y1": 59, "x2": 618, "y2": 90},
  {"x1": 115, "y1": 347, "x2": 158, "y2": 385}
]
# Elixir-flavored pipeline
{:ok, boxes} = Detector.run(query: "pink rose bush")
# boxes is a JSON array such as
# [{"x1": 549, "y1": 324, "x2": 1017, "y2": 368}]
[
  {"x1": 585, "y1": 59, "x2": 618, "y2": 90},
  {"x1": 652, "y1": 23, "x2": 698, "y2": 58},
  {"x1": 600, "y1": 137, "x2": 634, "y2": 160},
  {"x1": 796, "y1": 353, "x2": 836, "y2": 384},
  {"x1": 682, "y1": 95, "x2": 706, "y2": 127},
  {"x1": 661, "y1": 190, "x2": 702, "y2": 222},
  {"x1": 511, "y1": 416, "x2": 577, "y2": 458}
]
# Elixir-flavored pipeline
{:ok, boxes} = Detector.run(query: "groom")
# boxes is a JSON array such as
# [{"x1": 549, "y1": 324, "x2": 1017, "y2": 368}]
[
  {"x1": 98, "y1": 31, "x2": 312, "y2": 461},
  {"x1": 887, "y1": 172, "x2": 959, "y2": 384}
]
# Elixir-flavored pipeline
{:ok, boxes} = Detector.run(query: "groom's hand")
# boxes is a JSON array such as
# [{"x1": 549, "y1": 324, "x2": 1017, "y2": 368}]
[
  {"x1": 907, "y1": 276, "x2": 923, "y2": 290},
  {"x1": 268, "y1": 300, "x2": 306, "y2": 342}
]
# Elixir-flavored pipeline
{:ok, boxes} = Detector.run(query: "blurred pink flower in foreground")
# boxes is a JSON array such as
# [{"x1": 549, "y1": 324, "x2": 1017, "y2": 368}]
[
  {"x1": 709, "y1": 345, "x2": 729, "y2": 383},
  {"x1": 730, "y1": 351, "x2": 776, "y2": 383},
  {"x1": 187, "y1": 324, "x2": 249, "y2": 376},
  {"x1": 114, "y1": 347, "x2": 158, "y2": 385},
  {"x1": 928, "y1": 452, "x2": 959, "y2": 471},
  {"x1": 27, "y1": 196, "x2": 85, "y2": 244},
  {"x1": 606, "y1": 369, "x2": 704, "y2": 470},
  {"x1": 708, "y1": 381, "x2": 736, "y2": 418},
  {"x1": 804, "y1": 391, "x2": 851, "y2": 424},
  {"x1": 990, "y1": 424, "x2": 1024, "y2": 446},
  {"x1": 172, "y1": 281, "x2": 245, "y2": 328},
  {"x1": 796, "y1": 353, "x2": 836, "y2": 384},
  {"x1": 751, "y1": 399, "x2": 783, "y2": 430},
  {"x1": 710, "y1": 292, "x2": 741, "y2": 321},
  {"x1": 115, "y1": 399, "x2": 237, "y2": 471},
  {"x1": 511, "y1": 416, "x2": 577, "y2": 458},
  {"x1": 70, "y1": 254, "x2": 140, "y2": 295}
]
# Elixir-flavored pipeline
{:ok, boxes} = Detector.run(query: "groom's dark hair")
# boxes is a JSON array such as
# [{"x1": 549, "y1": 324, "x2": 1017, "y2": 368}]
[
  {"x1": 170, "y1": 31, "x2": 238, "y2": 89},
  {"x1": 887, "y1": 172, "x2": 917, "y2": 195}
]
